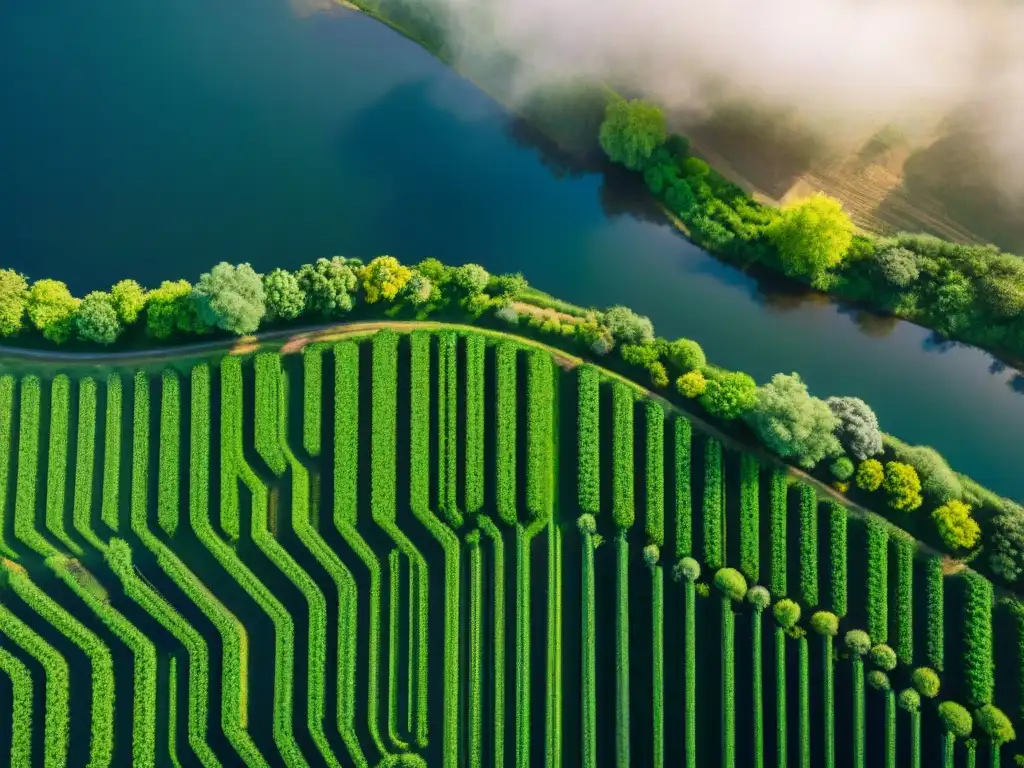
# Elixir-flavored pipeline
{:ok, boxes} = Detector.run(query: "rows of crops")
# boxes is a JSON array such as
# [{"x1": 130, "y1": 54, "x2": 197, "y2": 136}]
[{"x1": 0, "y1": 327, "x2": 1020, "y2": 767}]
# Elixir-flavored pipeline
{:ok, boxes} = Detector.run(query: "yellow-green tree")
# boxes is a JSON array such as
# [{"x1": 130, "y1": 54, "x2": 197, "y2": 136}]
[
  {"x1": 358, "y1": 256, "x2": 412, "y2": 303},
  {"x1": 599, "y1": 97, "x2": 667, "y2": 172},
  {"x1": 26, "y1": 279, "x2": 80, "y2": 343},
  {"x1": 766, "y1": 194, "x2": 854, "y2": 288}
]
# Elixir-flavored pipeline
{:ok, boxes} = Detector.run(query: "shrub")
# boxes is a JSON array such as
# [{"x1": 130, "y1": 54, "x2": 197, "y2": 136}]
[
  {"x1": 577, "y1": 514, "x2": 597, "y2": 535},
  {"x1": 898, "y1": 689, "x2": 921, "y2": 712},
  {"x1": 739, "y1": 454, "x2": 760, "y2": 582},
  {"x1": 146, "y1": 279, "x2": 202, "y2": 338},
  {"x1": 867, "y1": 521, "x2": 889, "y2": 642},
  {"x1": 648, "y1": 361, "x2": 669, "y2": 388},
  {"x1": 912, "y1": 668, "x2": 940, "y2": 698},
  {"x1": 703, "y1": 438, "x2": 724, "y2": 569},
  {"x1": 643, "y1": 544, "x2": 661, "y2": 567},
  {"x1": 675, "y1": 418, "x2": 693, "y2": 559},
  {"x1": 845, "y1": 630, "x2": 872, "y2": 656},
  {"x1": 926, "y1": 557, "x2": 945, "y2": 671},
  {"x1": 765, "y1": 193, "x2": 854, "y2": 288},
  {"x1": 989, "y1": 508, "x2": 1024, "y2": 583},
  {"x1": 770, "y1": 471, "x2": 788, "y2": 597},
  {"x1": 933, "y1": 500, "x2": 981, "y2": 551},
  {"x1": 747, "y1": 586, "x2": 771, "y2": 611},
  {"x1": 799, "y1": 484, "x2": 819, "y2": 606},
  {"x1": 774, "y1": 599, "x2": 801, "y2": 629},
  {"x1": 612, "y1": 383, "x2": 635, "y2": 530},
  {"x1": 746, "y1": 373, "x2": 841, "y2": 468},
  {"x1": 296, "y1": 257, "x2": 357, "y2": 316},
  {"x1": 193, "y1": 262, "x2": 265, "y2": 334},
  {"x1": 876, "y1": 246, "x2": 921, "y2": 288},
  {"x1": 829, "y1": 502, "x2": 848, "y2": 617},
  {"x1": 867, "y1": 671, "x2": 891, "y2": 691},
  {"x1": 109, "y1": 279, "x2": 146, "y2": 324},
  {"x1": 678, "y1": 557, "x2": 701, "y2": 583},
  {"x1": 676, "y1": 370, "x2": 707, "y2": 398},
  {"x1": 75, "y1": 291, "x2": 122, "y2": 345},
  {"x1": 26, "y1": 279, "x2": 80, "y2": 343},
  {"x1": 599, "y1": 97, "x2": 667, "y2": 171},
  {"x1": 700, "y1": 370, "x2": 757, "y2": 420},
  {"x1": 603, "y1": 305, "x2": 654, "y2": 345},
  {"x1": 0, "y1": 269, "x2": 28, "y2": 336},
  {"x1": 830, "y1": 457, "x2": 854, "y2": 481},
  {"x1": 963, "y1": 573, "x2": 994, "y2": 707},
  {"x1": 938, "y1": 702, "x2": 973, "y2": 739},
  {"x1": 975, "y1": 704, "x2": 1015, "y2": 745},
  {"x1": 262, "y1": 268, "x2": 306, "y2": 320},
  {"x1": 810, "y1": 611, "x2": 839, "y2": 637},
  {"x1": 645, "y1": 402, "x2": 665, "y2": 545},
  {"x1": 894, "y1": 537, "x2": 914, "y2": 665},
  {"x1": 856, "y1": 459, "x2": 885, "y2": 491},
  {"x1": 869, "y1": 644, "x2": 897, "y2": 672},
  {"x1": 668, "y1": 338, "x2": 706, "y2": 371},
  {"x1": 883, "y1": 461, "x2": 923, "y2": 512},
  {"x1": 887, "y1": 438, "x2": 962, "y2": 503},
  {"x1": 714, "y1": 568, "x2": 748, "y2": 602},
  {"x1": 577, "y1": 366, "x2": 600, "y2": 515}
]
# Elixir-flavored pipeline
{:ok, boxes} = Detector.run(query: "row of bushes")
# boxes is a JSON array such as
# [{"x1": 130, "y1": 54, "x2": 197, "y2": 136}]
[
  {"x1": 645, "y1": 403, "x2": 666, "y2": 548},
  {"x1": 526, "y1": 351, "x2": 554, "y2": 523},
  {"x1": 649, "y1": 553, "x2": 665, "y2": 768},
  {"x1": 867, "y1": 521, "x2": 889, "y2": 643},
  {"x1": 739, "y1": 454, "x2": 760, "y2": 583},
  {"x1": 101, "y1": 373, "x2": 122, "y2": 532},
  {"x1": 0, "y1": 646, "x2": 32, "y2": 766},
  {"x1": 895, "y1": 538, "x2": 914, "y2": 666},
  {"x1": 302, "y1": 347, "x2": 323, "y2": 457},
  {"x1": 496, "y1": 343, "x2": 518, "y2": 526},
  {"x1": 14, "y1": 377, "x2": 50, "y2": 554},
  {"x1": 770, "y1": 471, "x2": 789, "y2": 597},
  {"x1": 800, "y1": 484, "x2": 818, "y2": 607},
  {"x1": 72, "y1": 379, "x2": 105, "y2": 551},
  {"x1": 437, "y1": 333, "x2": 461, "y2": 527},
  {"x1": 703, "y1": 437, "x2": 724, "y2": 569},
  {"x1": 577, "y1": 366, "x2": 600, "y2": 516},
  {"x1": 157, "y1": 372, "x2": 180, "y2": 536},
  {"x1": 579, "y1": 522, "x2": 598, "y2": 768},
  {"x1": 45, "y1": 376, "x2": 75, "y2": 553},
  {"x1": 465, "y1": 334, "x2": 486, "y2": 515},
  {"x1": 611, "y1": 384, "x2": 635, "y2": 531},
  {"x1": 675, "y1": 418, "x2": 693, "y2": 560},
  {"x1": 829, "y1": 502, "x2": 848, "y2": 618}
]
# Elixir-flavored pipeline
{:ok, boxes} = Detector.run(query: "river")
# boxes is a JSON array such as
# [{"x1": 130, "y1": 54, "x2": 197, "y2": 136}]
[{"x1": 0, "y1": 0, "x2": 1021, "y2": 501}]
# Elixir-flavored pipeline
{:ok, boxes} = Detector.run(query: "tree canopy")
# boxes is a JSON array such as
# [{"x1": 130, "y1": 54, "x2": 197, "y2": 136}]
[
  {"x1": 75, "y1": 291, "x2": 122, "y2": 345},
  {"x1": 745, "y1": 373, "x2": 840, "y2": 468},
  {"x1": 599, "y1": 97, "x2": 667, "y2": 172},
  {"x1": 765, "y1": 193, "x2": 854, "y2": 288},
  {"x1": 0, "y1": 269, "x2": 28, "y2": 337},
  {"x1": 296, "y1": 257, "x2": 358, "y2": 316},
  {"x1": 26, "y1": 279, "x2": 80, "y2": 344},
  {"x1": 194, "y1": 262, "x2": 266, "y2": 335},
  {"x1": 262, "y1": 268, "x2": 306, "y2": 321},
  {"x1": 827, "y1": 396, "x2": 883, "y2": 460},
  {"x1": 110, "y1": 279, "x2": 147, "y2": 325}
]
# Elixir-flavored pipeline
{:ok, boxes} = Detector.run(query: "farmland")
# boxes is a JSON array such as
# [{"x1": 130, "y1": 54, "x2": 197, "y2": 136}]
[{"x1": 0, "y1": 325, "x2": 1020, "y2": 766}]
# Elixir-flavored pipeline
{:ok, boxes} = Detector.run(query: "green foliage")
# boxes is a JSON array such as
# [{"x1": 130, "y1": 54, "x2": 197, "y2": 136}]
[
  {"x1": 146, "y1": 279, "x2": 202, "y2": 339},
  {"x1": 826, "y1": 397, "x2": 883, "y2": 460},
  {"x1": 887, "y1": 438, "x2": 962, "y2": 503},
  {"x1": 110, "y1": 278, "x2": 146, "y2": 324},
  {"x1": 676, "y1": 370, "x2": 707, "y2": 398},
  {"x1": 26, "y1": 278, "x2": 80, "y2": 343},
  {"x1": 856, "y1": 458, "x2": 885, "y2": 491},
  {"x1": 884, "y1": 461, "x2": 923, "y2": 512},
  {"x1": 926, "y1": 557, "x2": 945, "y2": 671},
  {"x1": 194, "y1": 261, "x2": 265, "y2": 334},
  {"x1": 898, "y1": 688, "x2": 921, "y2": 712},
  {"x1": 604, "y1": 305, "x2": 654, "y2": 345},
  {"x1": 810, "y1": 611, "x2": 839, "y2": 636},
  {"x1": 765, "y1": 193, "x2": 854, "y2": 287},
  {"x1": 577, "y1": 367, "x2": 600, "y2": 515},
  {"x1": 0, "y1": 269, "x2": 28, "y2": 336},
  {"x1": 668, "y1": 338, "x2": 706, "y2": 371},
  {"x1": 799, "y1": 484, "x2": 818, "y2": 605},
  {"x1": 739, "y1": 453, "x2": 760, "y2": 582},
  {"x1": 714, "y1": 567, "x2": 748, "y2": 602},
  {"x1": 599, "y1": 97, "x2": 667, "y2": 171},
  {"x1": 876, "y1": 246, "x2": 921, "y2": 288},
  {"x1": 975, "y1": 704, "x2": 1016, "y2": 745},
  {"x1": 75, "y1": 291, "x2": 122, "y2": 344},
  {"x1": 774, "y1": 598, "x2": 801, "y2": 629},
  {"x1": 939, "y1": 701, "x2": 973, "y2": 739},
  {"x1": 829, "y1": 502, "x2": 848, "y2": 616},
  {"x1": 830, "y1": 457, "x2": 854, "y2": 481},
  {"x1": 770, "y1": 471, "x2": 788, "y2": 597},
  {"x1": 845, "y1": 629, "x2": 872, "y2": 656},
  {"x1": 296, "y1": 256, "x2": 358, "y2": 316},
  {"x1": 894, "y1": 537, "x2": 914, "y2": 665},
  {"x1": 612, "y1": 383, "x2": 635, "y2": 530},
  {"x1": 359, "y1": 255, "x2": 413, "y2": 303},
  {"x1": 912, "y1": 667, "x2": 941, "y2": 698},
  {"x1": 868, "y1": 670, "x2": 891, "y2": 691},
  {"x1": 867, "y1": 521, "x2": 889, "y2": 642},
  {"x1": 703, "y1": 437, "x2": 724, "y2": 569},
  {"x1": 525, "y1": 350, "x2": 554, "y2": 523},
  {"x1": 262, "y1": 268, "x2": 306, "y2": 320},
  {"x1": 496, "y1": 342, "x2": 517, "y2": 525},
  {"x1": 675, "y1": 418, "x2": 693, "y2": 558},
  {"x1": 614, "y1": 535, "x2": 631, "y2": 768},
  {"x1": 700, "y1": 370, "x2": 757, "y2": 420},
  {"x1": 963, "y1": 573, "x2": 995, "y2": 707},
  {"x1": 645, "y1": 401, "x2": 665, "y2": 546},
  {"x1": 933, "y1": 500, "x2": 981, "y2": 550},
  {"x1": 747, "y1": 585, "x2": 771, "y2": 611},
  {"x1": 869, "y1": 644, "x2": 898, "y2": 672},
  {"x1": 451, "y1": 263, "x2": 490, "y2": 296},
  {"x1": 747, "y1": 373, "x2": 841, "y2": 468}
]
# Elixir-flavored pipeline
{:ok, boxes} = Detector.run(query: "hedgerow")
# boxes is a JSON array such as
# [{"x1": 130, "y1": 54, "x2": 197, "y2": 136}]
[
  {"x1": 71, "y1": 377, "x2": 105, "y2": 552},
  {"x1": 101, "y1": 372, "x2": 122, "y2": 532},
  {"x1": 612, "y1": 383, "x2": 635, "y2": 531},
  {"x1": 703, "y1": 437, "x2": 724, "y2": 569},
  {"x1": 578, "y1": 365, "x2": 600, "y2": 516},
  {"x1": 0, "y1": 376, "x2": 13, "y2": 555},
  {"x1": 437, "y1": 332, "x2": 461, "y2": 527},
  {"x1": 895, "y1": 536, "x2": 913, "y2": 666},
  {"x1": 739, "y1": 453, "x2": 759, "y2": 582},
  {"x1": 829, "y1": 501, "x2": 847, "y2": 617},
  {"x1": 0, "y1": 593, "x2": 69, "y2": 767},
  {"x1": 799, "y1": 483, "x2": 818, "y2": 606},
  {"x1": 962, "y1": 572, "x2": 995, "y2": 707},
  {"x1": 45, "y1": 374, "x2": 78, "y2": 553},
  {"x1": 302, "y1": 345, "x2": 323, "y2": 457},
  {"x1": 478, "y1": 515, "x2": 506, "y2": 765},
  {"x1": 0, "y1": 646, "x2": 33, "y2": 767},
  {"x1": 776, "y1": 626, "x2": 788, "y2": 768},
  {"x1": 675, "y1": 417, "x2": 692, "y2": 558},
  {"x1": 799, "y1": 635, "x2": 810, "y2": 768},
  {"x1": 646, "y1": 402, "x2": 665, "y2": 547},
  {"x1": 157, "y1": 370, "x2": 180, "y2": 536},
  {"x1": 926, "y1": 556, "x2": 944, "y2": 671},
  {"x1": 526, "y1": 350, "x2": 554, "y2": 523},
  {"x1": 867, "y1": 520, "x2": 889, "y2": 643},
  {"x1": 496, "y1": 342, "x2": 518, "y2": 525},
  {"x1": 465, "y1": 333, "x2": 485, "y2": 515},
  {"x1": 581, "y1": 522, "x2": 597, "y2": 768},
  {"x1": 770, "y1": 470, "x2": 788, "y2": 596},
  {"x1": 885, "y1": 688, "x2": 896, "y2": 768},
  {"x1": 649, "y1": 547, "x2": 664, "y2": 768},
  {"x1": 749, "y1": 590, "x2": 767, "y2": 768},
  {"x1": 14, "y1": 376, "x2": 51, "y2": 554},
  {"x1": 722, "y1": 588, "x2": 737, "y2": 768},
  {"x1": 467, "y1": 533, "x2": 484, "y2": 766},
  {"x1": 615, "y1": 533, "x2": 631, "y2": 767},
  {"x1": 681, "y1": 557, "x2": 699, "y2": 768},
  {"x1": 848, "y1": 630, "x2": 869, "y2": 768}
]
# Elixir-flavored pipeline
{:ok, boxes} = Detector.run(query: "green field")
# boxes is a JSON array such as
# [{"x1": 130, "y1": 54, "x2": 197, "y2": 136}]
[{"x1": 0, "y1": 326, "x2": 1017, "y2": 766}]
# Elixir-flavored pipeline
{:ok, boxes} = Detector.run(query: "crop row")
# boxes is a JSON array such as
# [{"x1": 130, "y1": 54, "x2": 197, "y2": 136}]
[
  {"x1": 684, "y1": 577, "x2": 697, "y2": 768},
  {"x1": 303, "y1": 345, "x2": 323, "y2": 457},
  {"x1": 158, "y1": 371, "x2": 180, "y2": 536},
  {"x1": 578, "y1": 365, "x2": 600, "y2": 516},
  {"x1": 739, "y1": 453, "x2": 759, "y2": 583},
  {"x1": 884, "y1": 689, "x2": 896, "y2": 768},
  {"x1": 72, "y1": 378, "x2": 105, "y2": 551},
  {"x1": 545, "y1": 484, "x2": 564, "y2": 767},
  {"x1": 722, "y1": 595, "x2": 736, "y2": 768},
  {"x1": 581, "y1": 526, "x2": 597, "y2": 768},
  {"x1": 45, "y1": 375, "x2": 78, "y2": 553},
  {"x1": 703, "y1": 437, "x2": 724, "y2": 569},
  {"x1": 770, "y1": 471, "x2": 788, "y2": 597},
  {"x1": 0, "y1": 375, "x2": 14, "y2": 554},
  {"x1": 926, "y1": 557, "x2": 944, "y2": 671},
  {"x1": 675, "y1": 417, "x2": 692, "y2": 559},
  {"x1": 101, "y1": 372, "x2": 122, "y2": 532},
  {"x1": 645, "y1": 402, "x2": 665, "y2": 547},
  {"x1": 526, "y1": 350, "x2": 553, "y2": 523},
  {"x1": 751, "y1": 606, "x2": 764, "y2": 768},
  {"x1": 962, "y1": 572, "x2": 994, "y2": 707},
  {"x1": 775, "y1": 627, "x2": 788, "y2": 768},
  {"x1": 650, "y1": 560, "x2": 664, "y2": 768},
  {"x1": 614, "y1": 534, "x2": 631, "y2": 767},
  {"x1": 821, "y1": 633, "x2": 835, "y2": 768},
  {"x1": 852, "y1": 654, "x2": 865, "y2": 768},
  {"x1": 612, "y1": 383, "x2": 634, "y2": 531},
  {"x1": 496, "y1": 342, "x2": 518, "y2": 525},
  {"x1": 477, "y1": 514, "x2": 506, "y2": 766},
  {"x1": 799, "y1": 484, "x2": 818, "y2": 607},
  {"x1": 894, "y1": 536, "x2": 913, "y2": 666},
  {"x1": 437, "y1": 332, "x2": 461, "y2": 527},
  {"x1": 828, "y1": 502, "x2": 847, "y2": 617},
  {"x1": 798, "y1": 635, "x2": 809, "y2": 768},
  {"x1": 867, "y1": 520, "x2": 889, "y2": 643},
  {"x1": 465, "y1": 333, "x2": 485, "y2": 515},
  {"x1": 467, "y1": 534, "x2": 484, "y2": 766},
  {"x1": 15, "y1": 376, "x2": 52, "y2": 554},
  {"x1": 0, "y1": 646, "x2": 33, "y2": 766}
]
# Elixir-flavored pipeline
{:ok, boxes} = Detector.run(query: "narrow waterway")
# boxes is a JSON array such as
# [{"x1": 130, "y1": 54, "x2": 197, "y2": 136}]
[{"x1": 0, "y1": 0, "x2": 1020, "y2": 499}]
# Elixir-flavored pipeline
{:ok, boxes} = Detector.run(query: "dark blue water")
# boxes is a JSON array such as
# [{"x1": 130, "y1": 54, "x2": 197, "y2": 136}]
[{"x1": 0, "y1": 0, "x2": 1021, "y2": 500}]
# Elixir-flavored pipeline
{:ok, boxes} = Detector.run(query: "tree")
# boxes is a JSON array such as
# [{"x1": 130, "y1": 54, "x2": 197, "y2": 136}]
[
  {"x1": 826, "y1": 397, "x2": 883, "y2": 460},
  {"x1": 262, "y1": 268, "x2": 306, "y2": 321},
  {"x1": 773, "y1": 599, "x2": 801, "y2": 629},
  {"x1": 974, "y1": 705, "x2": 1015, "y2": 746},
  {"x1": 110, "y1": 279, "x2": 147, "y2": 324},
  {"x1": 676, "y1": 557, "x2": 701, "y2": 583},
  {"x1": 938, "y1": 702, "x2": 972, "y2": 739},
  {"x1": 489, "y1": 272, "x2": 528, "y2": 297},
  {"x1": 746, "y1": 586, "x2": 771, "y2": 611},
  {"x1": 898, "y1": 689, "x2": 921, "y2": 713},
  {"x1": 451, "y1": 264, "x2": 490, "y2": 296},
  {"x1": 404, "y1": 273, "x2": 433, "y2": 306},
  {"x1": 912, "y1": 668, "x2": 941, "y2": 698},
  {"x1": 416, "y1": 258, "x2": 450, "y2": 285},
  {"x1": 989, "y1": 508, "x2": 1024, "y2": 583},
  {"x1": 699, "y1": 370, "x2": 757, "y2": 421},
  {"x1": 884, "y1": 461, "x2": 923, "y2": 512},
  {"x1": 714, "y1": 568, "x2": 748, "y2": 602},
  {"x1": 887, "y1": 439, "x2": 962, "y2": 503},
  {"x1": 765, "y1": 193, "x2": 854, "y2": 288},
  {"x1": 0, "y1": 269, "x2": 28, "y2": 337},
  {"x1": 676, "y1": 371, "x2": 707, "y2": 398},
  {"x1": 296, "y1": 257, "x2": 358, "y2": 316},
  {"x1": 603, "y1": 305, "x2": 654, "y2": 345},
  {"x1": 876, "y1": 247, "x2": 920, "y2": 288},
  {"x1": 75, "y1": 291, "x2": 122, "y2": 345},
  {"x1": 745, "y1": 373, "x2": 840, "y2": 468},
  {"x1": 856, "y1": 459, "x2": 885, "y2": 492},
  {"x1": 867, "y1": 671, "x2": 891, "y2": 691},
  {"x1": 26, "y1": 279, "x2": 80, "y2": 343},
  {"x1": 193, "y1": 262, "x2": 265, "y2": 335},
  {"x1": 869, "y1": 644, "x2": 897, "y2": 672},
  {"x1": 668, "y1": 338, "x2": 706, "y2": 372},
  {"x1": 932, "y1": 500, "x2": 980, "y2": 550},
  {"x1": 845, "y1": 630, "x2": 871, "y2": 656},
  {"x1": 598, "y1": 97, "x2": 667, "y2": 171},
  {"x1": 146, "y1": 280, "x2": 204, "y2": 339},
  {"x1": 643, "y1": 544, "x2": 660, "y2": 567},
  {"x1": 810, "y1": 611, "x2": 839, "y2": 636},
  {"x1": 359, "y1": 256, "x2": 413, "y2": 303},
  {"x1": 830, "y1": 457, "x2": 854, "y2": 481}
]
